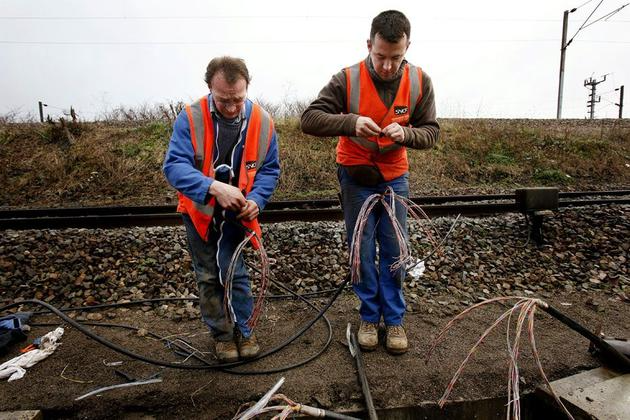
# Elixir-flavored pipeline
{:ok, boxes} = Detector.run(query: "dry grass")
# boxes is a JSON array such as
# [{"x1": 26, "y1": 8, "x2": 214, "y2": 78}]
[{"x1": 1, "y1": 114, "x2": 629, "y2": 208}]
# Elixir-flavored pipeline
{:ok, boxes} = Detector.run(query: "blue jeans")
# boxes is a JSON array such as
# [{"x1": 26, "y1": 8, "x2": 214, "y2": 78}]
[
  {"x1": 182, "y1": 213, "x2": 253, "y2": 341},
  {"x1": 338, "y1": 166, "x2": 409, "y2": 326}
]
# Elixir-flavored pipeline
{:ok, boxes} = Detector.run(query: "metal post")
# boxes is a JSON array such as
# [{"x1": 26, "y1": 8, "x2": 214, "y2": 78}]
[
  {"x1": 584, "y1": 75, "x2": 606, "y2": 119},
  {"x1": 589, "y1": 80, "x2": 596, "y2": 119},
  {"x1": 38, "y1": 101, "x2": 44, "y2": 123},
  {"x1": 616, "y1": 85, "x2": 624, "y2": 118},
  {"x1": 556, "y1": 10, "x2": 570, "y2": 119}
]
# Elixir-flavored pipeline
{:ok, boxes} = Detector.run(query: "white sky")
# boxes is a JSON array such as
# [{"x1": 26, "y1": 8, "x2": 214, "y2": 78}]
[{"x1": 1, "y1": 0, "x2": 628, "y2": 120}]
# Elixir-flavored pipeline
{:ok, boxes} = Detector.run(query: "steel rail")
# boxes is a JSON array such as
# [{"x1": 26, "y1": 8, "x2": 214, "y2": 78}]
[
  {"x1": 2, "y1": 189, "x2": 628, "y2": 218},
  {"x1": 0, "y1": 191, "x2": 628, "y2": 231}
]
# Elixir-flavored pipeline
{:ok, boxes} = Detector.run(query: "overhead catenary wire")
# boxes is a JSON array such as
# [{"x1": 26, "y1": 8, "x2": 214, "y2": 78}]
[
  {"x1": 581, "y1": 2, "x2": 630, "y2": 29},
  {"x1": 2, "y1": 13, "x2": 629, "y2": 22},
  {"x1": 574, "y1": 0, "x2": 597, "y2": 10},
  {"x1": 3, "y1": 39, "x2": 630, "y2": 46},
  {"x1": 570, "y1": 0, "x2": 605, "y2": 42},
  {"x1": 566, "y1": 1, "x2": 630, "y2": 46}
]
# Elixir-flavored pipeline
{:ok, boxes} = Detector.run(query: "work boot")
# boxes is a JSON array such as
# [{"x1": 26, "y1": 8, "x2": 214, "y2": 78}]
[
  {"x1": 386, "y1": 325, "x2": 408, "y2": 355},
  {"x1": 357, "y1": 321, "x2": 379, "y2": 351},
  {"x1": 237, "y1": 333, "x2": 260, "y2": 359},
  {"x1": 215, "y1": 340, "x2": 239, "y2": 363}
]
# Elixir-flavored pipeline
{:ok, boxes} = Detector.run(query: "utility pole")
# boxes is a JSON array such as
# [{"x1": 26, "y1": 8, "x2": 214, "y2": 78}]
[
  {"x1": 38, "y1": 101, "x2": 47, "y2": 123},
  {"x1": 584, "y1": 75, "x2": 607, "y2": 119},
  {"x1": 615, "y1": 85, "x2": 624, "y2": 118},
  {"x1": 556, "y1": 9, "x2": 575, "y2": 119},
  {"x1": 555, "y1": 3, "x2": 628, "y2": 118}
]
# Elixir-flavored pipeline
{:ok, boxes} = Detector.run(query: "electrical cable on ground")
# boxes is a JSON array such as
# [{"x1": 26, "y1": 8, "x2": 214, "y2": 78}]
[
  {"x1": 0, "y1": 274, "x2": 350, "y2": 373},
  {"x1": 28, "y1": 284, "x2": 347, "y2": 317}
]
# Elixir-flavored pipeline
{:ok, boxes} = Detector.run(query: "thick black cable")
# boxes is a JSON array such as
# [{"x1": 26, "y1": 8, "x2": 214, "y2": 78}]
[
  {"x1": 27, "y1": 285, "x2": 347, "y2": 316},
  {"x1": 0, "y1": 275, "x2": 349, "y2": 372},
  {"x1": 222, "y1": 278, "x2": 334, "y2": 375},
  {"x1": 540, "y1": 303, "x2": 630, "y2": 372},
  {"x1": 2, "y1": 299, "x2": 230, "y2": 369}
]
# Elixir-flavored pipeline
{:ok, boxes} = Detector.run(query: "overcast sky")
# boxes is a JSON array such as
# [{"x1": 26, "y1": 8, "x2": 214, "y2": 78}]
[{"x1": 1, "y1": 0, "x2": 628, "y2": 120}]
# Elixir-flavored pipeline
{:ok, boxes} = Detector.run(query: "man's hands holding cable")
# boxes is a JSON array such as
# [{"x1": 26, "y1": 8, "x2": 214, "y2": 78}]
[
  {"x1": 208, "y1": 181, "x2": 259, "y2": 221},
  {"x1": 381, "y1": 122, "x2": 405, "y2": 143},
  {"x1": 355, "y1": 116, "x2": 381, "y2": 137},
  {"x1": 237, "y1": 199, "x2": 259, "y2": 221},
  {"x1": 355, "y1": 116, "x2": 405, "y2": 143}
]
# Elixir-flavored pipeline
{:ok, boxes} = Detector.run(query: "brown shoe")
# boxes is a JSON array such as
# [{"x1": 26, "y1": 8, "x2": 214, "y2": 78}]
[
  {"x1": 215, "y1": 340, "x2": 239, "y2": 363},
  {"x1": 237, "y1": 333, "x2": 260, "y2": 359},
  {"x1": 386, "y1": 325, "x2": 408, "y2": 355},
  {"x1": 357, "y1": 321, "x2": 379, "y2": 351}
]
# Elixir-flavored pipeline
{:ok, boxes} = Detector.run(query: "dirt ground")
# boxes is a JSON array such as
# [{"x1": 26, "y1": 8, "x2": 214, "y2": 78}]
[{"x1": 0, "y1": 289, "x2": 628, "y2": 419}]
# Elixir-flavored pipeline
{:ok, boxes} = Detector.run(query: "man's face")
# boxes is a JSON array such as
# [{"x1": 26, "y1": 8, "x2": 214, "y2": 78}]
[
  {"x1": 210, "y1": 71, "x2": 247, "y2": 119},
  {"x1": 367, "y1": 33, "x2": 410, "y2": 81}
]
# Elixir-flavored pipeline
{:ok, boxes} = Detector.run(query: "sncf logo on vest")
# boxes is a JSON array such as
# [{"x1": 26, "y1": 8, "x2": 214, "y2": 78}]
[
  {"x1": 245, "y1": 161, "x2": 257, "y2": 170},
  {"x1": 394, "y1": 106, "x2": 408, "y2": 115}
]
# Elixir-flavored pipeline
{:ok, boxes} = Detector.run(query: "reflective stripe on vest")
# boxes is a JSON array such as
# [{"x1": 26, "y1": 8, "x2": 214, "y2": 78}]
[
  {"x1": 344, "y1": 61, "x2": 422, "y2": 153},
  {"x1": 179, "y1": 97, "x2": 273, "y2": 242}
]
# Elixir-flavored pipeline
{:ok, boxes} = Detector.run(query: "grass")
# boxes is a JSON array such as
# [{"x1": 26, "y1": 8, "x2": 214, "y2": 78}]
[
  {"x1": 533, "y1": 169, "x2": 572, "y2": 184},
  {"x1": 0, "y1": 113, "x2": 629, "y2": 207},
  {"x1": 116, "y1": 121, "x2": 172, "y2": 161}
]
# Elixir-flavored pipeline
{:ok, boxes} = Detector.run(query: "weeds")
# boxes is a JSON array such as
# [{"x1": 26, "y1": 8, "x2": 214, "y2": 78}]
[
  {"x1": 98, "y1": 101, "x2": 184, "y2": 123},
  {"x1": 533, "y1": 169, "x2": 571, "y2": 184},
  {"x1": 486, "y1": 152, "x2": 515, "y2": 165},
  {"x1": 0, "y1": 105, "x2": 629, "y2": 207}
]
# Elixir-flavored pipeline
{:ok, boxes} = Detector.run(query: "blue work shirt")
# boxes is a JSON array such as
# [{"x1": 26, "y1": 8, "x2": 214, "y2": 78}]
[{"x1": 163, "y1": 96, "x2": 280, "y2": 213}]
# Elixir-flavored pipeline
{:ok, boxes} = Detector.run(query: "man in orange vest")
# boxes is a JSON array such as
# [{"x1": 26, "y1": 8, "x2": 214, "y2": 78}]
[
  {"x1": 164, "y1": 57, "x2": 280, "y2": 363},
  {"x1": 301, "y1": 10, "x2": 439, "y2": 354}
]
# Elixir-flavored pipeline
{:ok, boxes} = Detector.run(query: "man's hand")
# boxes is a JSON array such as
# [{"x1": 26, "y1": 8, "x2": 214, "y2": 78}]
[
  {"x1": 382, "y1": 122, "x2": 405, "y2": 143},
  {"x1": 237, "y1": 199, "x2": 259, "y2": 221},
  {"x1": 355, "y1": 116, "x2": 381, "y2": 137},
  {"x1": 209, "y1": 181, "x2": 247, "y2": 211}
]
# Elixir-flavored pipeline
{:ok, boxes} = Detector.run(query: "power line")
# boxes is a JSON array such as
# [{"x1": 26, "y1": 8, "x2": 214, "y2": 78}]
[
  {"x1": 567, "y1": 1, "x2": 630, "y2": 46},
  {"x1": 0, "y1": 14, "x2": 628, "y2": 22},
  {"x1": 568, "y1": 0, "x2": 605, "y2": 45},
  {"x1": 0, "y1": 14, "x2": 371, "y2": 20},
  {"x1": 574, "y1": 0, "x2": 597, "y2": 10},
  {"x1": 2, "y1": 39, "x2": 630, "y2": 46},
  {"x1": 582, "y1": 2, "x2": 630, "y2": 29}
]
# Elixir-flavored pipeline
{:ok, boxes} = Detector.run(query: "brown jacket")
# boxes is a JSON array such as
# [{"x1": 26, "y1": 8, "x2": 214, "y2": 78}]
[{"x1": 300, "y1": 57, "x2": 439, "y2": 150}]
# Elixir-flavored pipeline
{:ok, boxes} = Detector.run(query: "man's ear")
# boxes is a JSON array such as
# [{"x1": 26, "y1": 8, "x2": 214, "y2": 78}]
[{"x1": 367, "y1": 38, "x2": 372, "y2": 52}]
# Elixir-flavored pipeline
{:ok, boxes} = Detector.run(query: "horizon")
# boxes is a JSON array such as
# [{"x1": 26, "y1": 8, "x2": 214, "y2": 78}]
[{"x1": 1, "y1": 0, "x2": 628, "y2": 120}]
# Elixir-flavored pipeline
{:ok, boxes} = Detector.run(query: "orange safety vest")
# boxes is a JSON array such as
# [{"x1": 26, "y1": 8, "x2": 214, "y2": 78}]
[
  {"x1": 176, "y1": 96, "x2": 273, "y2": 249},
  {"x1": 337, "y1": 60, "x2": 423, "y2": 181}
]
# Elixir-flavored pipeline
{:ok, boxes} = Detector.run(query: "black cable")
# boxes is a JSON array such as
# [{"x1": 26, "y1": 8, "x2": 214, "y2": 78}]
[
  {"x1": 0, "y1": 275, "x2": 349, "y2": 372},
  {"x1": 568, "y1": 0, "x2": 604, "y2": 44},
  {"x1": 30, "y1": 297, "x2": 195, "y2": 315},
  {"x1": 28, "y1": 283, "x2": 338, "y2": 378},
  {"x1": 318, "y1": 410, "x2": 361, "y2": 420},
  {"x1": 11, "y1": 214, "x2": 349, "y2": 373},
  {"x1": 581, "y1": 3, "x2": 629, "y2": 30},
  {"x1": 27, "y1": 284, "x2": 347, "y2": 316},
  {"x1": 223, "y1": 278, "x2": 334, "y2": 375},
  {"x1": 540, "y1": 304, "x2": 630, "y2": 373}
]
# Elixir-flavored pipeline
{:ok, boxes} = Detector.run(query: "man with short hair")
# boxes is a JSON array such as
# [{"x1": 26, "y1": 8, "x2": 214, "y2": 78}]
[
  {"x1": 301, "y1": 10, "x2": 439, "y2": 354},
  {"x1": 164, "y1": 56, "x2": 280, "y2": 362}
]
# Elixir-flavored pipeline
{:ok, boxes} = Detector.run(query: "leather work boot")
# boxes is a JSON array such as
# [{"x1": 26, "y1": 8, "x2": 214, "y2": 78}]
[
  {"x1": 386, "y1": 325, "x2": 408, "y2": 355},
  {"x1": 237, "y1": 333, "x2": 260, "y2": 359},
  {"x1": 215, "y1": 340, "x2": 239, "y2": 363},
  {"x1": 357, "y1": 321, "x2": 379, "y2": 351}
]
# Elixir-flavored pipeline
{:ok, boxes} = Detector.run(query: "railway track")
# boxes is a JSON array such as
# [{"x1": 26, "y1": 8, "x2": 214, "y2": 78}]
[{"x1": 0, "y1": 189, "x2": 628, "y2": 230}]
